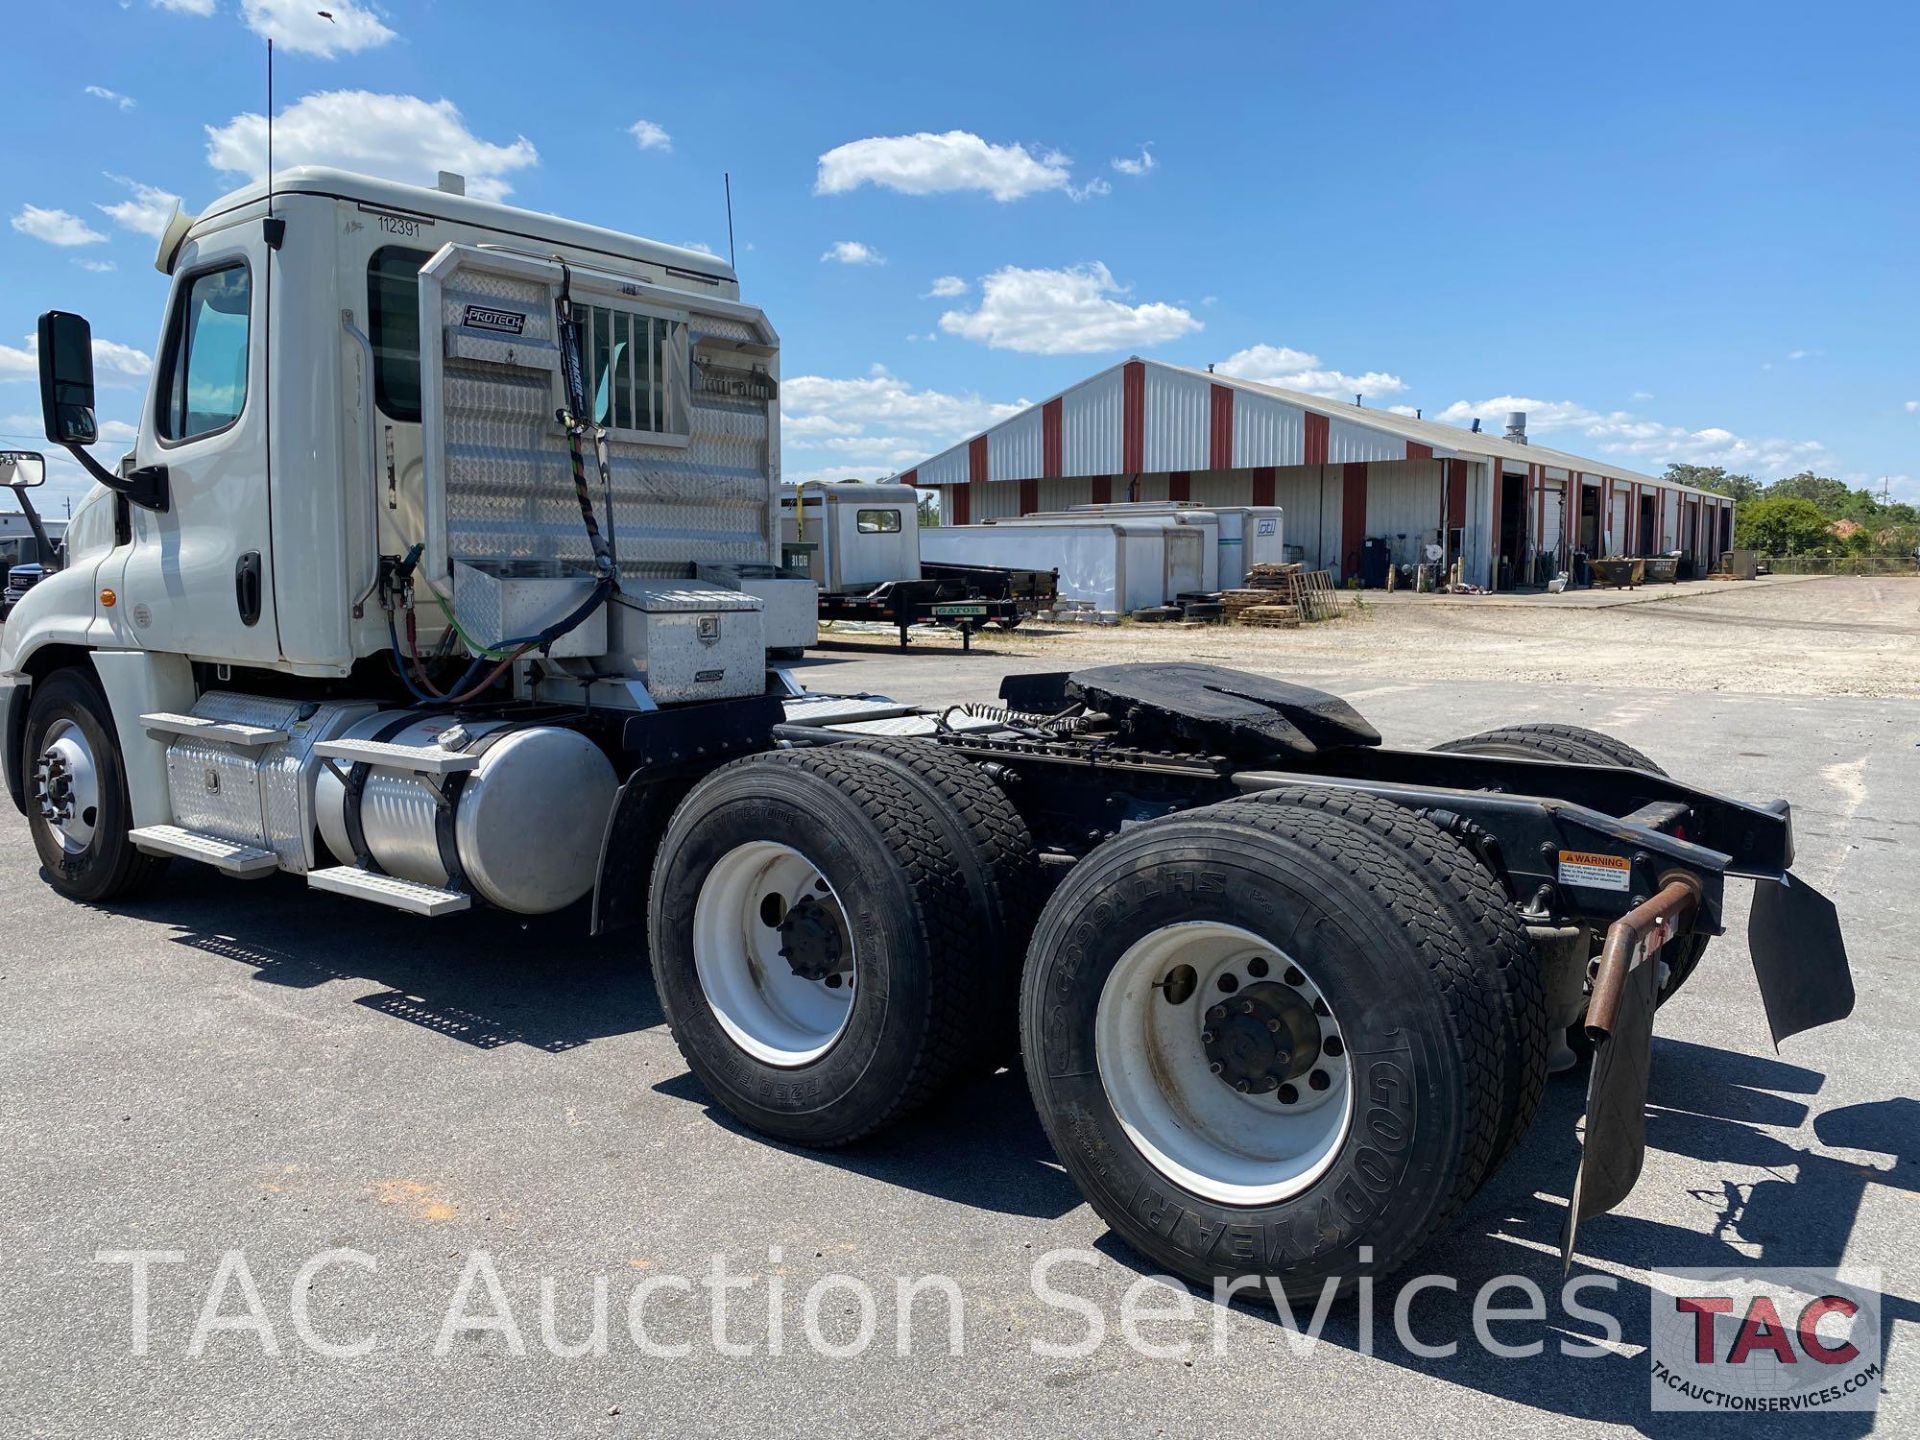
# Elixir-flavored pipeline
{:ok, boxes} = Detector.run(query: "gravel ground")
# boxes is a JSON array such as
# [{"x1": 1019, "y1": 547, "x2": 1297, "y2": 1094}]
[
  {"x1": 828, "y1": 574, "x2": 1920, "y2": 702},
  {"x1": 2, "y1": 575, "x2": 1914, "y2": 1438}
]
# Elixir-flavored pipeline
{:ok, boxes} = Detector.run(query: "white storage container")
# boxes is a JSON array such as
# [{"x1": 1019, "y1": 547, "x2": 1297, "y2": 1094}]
[{"x1": 918, "y1": 521, "x2": 1175, "y2": 620}]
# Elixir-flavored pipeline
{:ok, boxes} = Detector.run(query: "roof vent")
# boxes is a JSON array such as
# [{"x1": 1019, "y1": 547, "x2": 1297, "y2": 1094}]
[
  {"x1": 437, "y1": 171, "x2": 467, "y2": 196},
  {"x1": 1504, "y1": 410, "x2": 1528, "y2": 444}
]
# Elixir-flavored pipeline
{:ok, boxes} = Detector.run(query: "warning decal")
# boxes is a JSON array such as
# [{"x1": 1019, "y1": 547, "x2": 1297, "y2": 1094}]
[{"x1": 1558, "y1": 850, "x2": 1632, "y2": 892}]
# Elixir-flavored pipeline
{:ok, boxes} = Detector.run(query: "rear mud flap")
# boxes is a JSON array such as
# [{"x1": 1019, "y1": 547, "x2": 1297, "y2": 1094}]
[
  {"x1": 1561, "y1": 869, "x2": 1854, "y2": 1268},
  {"x1": 1563, "y1": 950, "x2": 1658, "y2": 1267},
  {"x1": 1748, "y1": 872, "x2": 1855, "y2": 1048}
]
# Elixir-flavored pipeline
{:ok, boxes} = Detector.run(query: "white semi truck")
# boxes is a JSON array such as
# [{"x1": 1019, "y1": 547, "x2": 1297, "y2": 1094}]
[{"x1": 3, "y1": 169, "x2": 1852, "y2": 1298}]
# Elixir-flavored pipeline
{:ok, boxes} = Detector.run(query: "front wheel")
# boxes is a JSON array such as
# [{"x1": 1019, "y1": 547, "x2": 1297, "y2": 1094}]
[
  {"x1": 1021, "y1": 802, "x2": 1508, "y2": 1299},
  {"x1": 22, "y1": 668, "x2": 166, "y2": 903}
]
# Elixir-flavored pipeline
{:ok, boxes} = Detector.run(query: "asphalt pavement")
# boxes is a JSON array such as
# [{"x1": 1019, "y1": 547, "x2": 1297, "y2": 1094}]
[{"x1": 2, "y1": 649, "x2": 1913, "y2": 1438}]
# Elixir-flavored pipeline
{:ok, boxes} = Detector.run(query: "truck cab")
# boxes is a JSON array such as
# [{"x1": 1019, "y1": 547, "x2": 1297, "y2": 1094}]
[{"x1": 2, "y1": 167, "x2": 806, "y2": 909}]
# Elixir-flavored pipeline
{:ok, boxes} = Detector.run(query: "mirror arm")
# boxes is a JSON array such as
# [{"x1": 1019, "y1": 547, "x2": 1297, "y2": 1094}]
[{"x1": 61, "y1": 443, "x2": 170, "y2": 513}]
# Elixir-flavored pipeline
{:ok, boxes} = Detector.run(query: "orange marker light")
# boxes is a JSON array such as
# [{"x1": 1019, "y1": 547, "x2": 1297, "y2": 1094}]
[{"x1": 99, "y1": 589, "x2": 117, "y2": 608}]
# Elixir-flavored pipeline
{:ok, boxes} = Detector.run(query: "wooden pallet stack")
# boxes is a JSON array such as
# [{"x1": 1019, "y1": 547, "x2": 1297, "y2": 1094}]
[{"x1": 1221, "y1": 563, "x2": 1340, "y2": 627}]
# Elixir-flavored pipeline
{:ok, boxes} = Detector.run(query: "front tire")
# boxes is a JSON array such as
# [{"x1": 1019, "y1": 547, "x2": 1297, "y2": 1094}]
[
  {"x1": 22, "y1": 668, "x2": 166, "y2": 903},
  {"x1": 1021, "y1": 802, "x2": 1508, "y2": 1299}
]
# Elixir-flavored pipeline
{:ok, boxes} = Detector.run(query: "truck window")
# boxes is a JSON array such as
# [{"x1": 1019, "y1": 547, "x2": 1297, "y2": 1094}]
[
  {"x1": 856, "y1": 509, "x2": 902, "y2": 534},
  {"x1": 156, "y1": 263, "x2": 251, "y2": 441},
  {"x1": 368, "y1": 246, "x2": 434, "y2": 422},
  {"x1": 575, "y1": 302, "x2": 688, "y2": 438}
]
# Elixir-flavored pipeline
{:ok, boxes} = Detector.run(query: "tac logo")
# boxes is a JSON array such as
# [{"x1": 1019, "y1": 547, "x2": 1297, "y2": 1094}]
[{"x1": 1649, "y1": 1267, "x2": 1882, "y2": 1413}]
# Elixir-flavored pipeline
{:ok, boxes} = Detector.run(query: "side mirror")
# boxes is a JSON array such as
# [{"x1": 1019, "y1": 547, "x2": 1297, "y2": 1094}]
[
  {"x1": 0, "y1": 450, "x2": 47, "y2": 489},
  {"x1": 38, "y1": 311, "x2": 99, "y2": 446},
  {"x1": 32, "y1": 309, "x2": 170, "y2": 513}
]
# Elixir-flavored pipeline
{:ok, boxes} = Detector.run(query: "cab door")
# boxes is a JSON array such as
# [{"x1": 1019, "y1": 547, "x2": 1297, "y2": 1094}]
[{"x1": 115, "y1": 224, "x2": 280, "y2": 664}]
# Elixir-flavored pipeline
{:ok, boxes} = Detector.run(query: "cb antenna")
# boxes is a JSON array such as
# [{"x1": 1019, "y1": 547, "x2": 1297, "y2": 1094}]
[
  {"x1": 262, "y1": 38, "x2": 284, "y2": 248},
  {"x1": 724, "y1": 171, "x2": 737, "y2": 275}
]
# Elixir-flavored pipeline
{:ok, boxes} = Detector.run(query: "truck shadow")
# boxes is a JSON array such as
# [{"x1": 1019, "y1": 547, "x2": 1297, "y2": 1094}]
[
  {"x1": 1182, "y1": 1040, "x2": 1914, "y2": 1438},
  {"x1": 121, "y1": 864, "x2": 661, "y2": 1053}
]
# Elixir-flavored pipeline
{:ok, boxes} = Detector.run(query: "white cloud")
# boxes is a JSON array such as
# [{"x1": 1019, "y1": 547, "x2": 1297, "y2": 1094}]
[
  {"x1": 815, "y1": 131, "x2": 1071, "y2": 202},
  {"x1": 1214, "y1": 344, "x2": 1408, "y2": 401},
  {"x1": 1066, "y1": 177, "x2": 1111, "y2": 202},
  {"x1": 1436, "y1": 394, "x2": 1831, "y2": 478},
  {"x1": 939, "y1": 263, "x2": 1199, "y2": 354},
  {"x1": 820, "y1": 240, "x2": 884, "y2": 266},
  {"x1": 75, "y1": 259, "x2": 118, "y2": 273},
  {"x1": 1786, "y1": 347, "x2": 1823, "y2": 361},
  {"x1": 241, "y1": 0, "x2": 394, "y2": 58},
  {"x1": 10, "y1": 206, "x2": 107, "y2": 247},
  {"x1": 85, "y1": 85, "x2": 135, "y2": 110},
  {"x1": 1904, "y1": 400, "x2": 1918, "y2": 414},
  {"x1": 151, "y1": 0, "x2": 215, "y2": 14},
  {"x1": 1110, "y1": 143, "x2": 1155, "y2": 176},
  {"x1": 1631, "y1": 389, "x2": 1655, "y2": 401},
  {"x1": 96, "y1": 175, "x2": 180, "y2": 239},
  {"x1": 678, "y1": 239, "x2": 718, "y2": 257},
  {"x1": 923, "y1": 275, "x2": 968, "y2": 298},
  {"x1": 206, "y1": 91, "x2": 538, "y2": 202},
  {"x1": 781, "y1": 364, "x2": 1031, "y2": 476},
  {"x1": 629, "y1": 119, "x2": 671, "y2": 152},
  {"x1": 0, "y1": 333, "x2": 152, "y2": 382}
]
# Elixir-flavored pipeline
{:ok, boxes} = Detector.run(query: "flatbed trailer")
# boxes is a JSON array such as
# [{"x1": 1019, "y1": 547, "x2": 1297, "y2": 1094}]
[{"x1": 817, "y1": 575, "x2": 1026, "y2": 650}]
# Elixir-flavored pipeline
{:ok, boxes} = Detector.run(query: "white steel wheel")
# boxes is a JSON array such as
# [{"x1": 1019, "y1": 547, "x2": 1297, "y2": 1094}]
[
  {"x1": 1095, "y1": 921, "x2": 1353, "y2": 1206},
  {"x1": 692, "y1": 841, "x2": 856, "y2": 1068},
  {"x1": 35, "y1": 717, "x2": 102, "y2": 856}
]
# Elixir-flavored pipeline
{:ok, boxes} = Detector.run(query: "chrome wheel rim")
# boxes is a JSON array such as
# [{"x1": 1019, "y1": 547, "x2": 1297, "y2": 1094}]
[
  {"x1": 35, "y1": 718, "x2": 101, "y2": 856},
  {"x1": 693, "y1": 841, "x2": 856, "y2": 1067},
  {"x1": 1096, "y1": 921, "x2": 1353, "y2": 1206}
]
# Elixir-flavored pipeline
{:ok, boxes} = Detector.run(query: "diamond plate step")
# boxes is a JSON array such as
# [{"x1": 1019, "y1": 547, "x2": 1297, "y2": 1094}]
[
  {"x1": 128, "y1": 824, "x2": 279, "y2": 877},
  {"x1": 308, "y1": 866, "x2": 471, "y2": 916},
  {"x1": 140, "y1": 712, "x2": 288, "y2": 750},
  {"x1": 312, "y1": 738, "x2": 481, "y2": 775}
]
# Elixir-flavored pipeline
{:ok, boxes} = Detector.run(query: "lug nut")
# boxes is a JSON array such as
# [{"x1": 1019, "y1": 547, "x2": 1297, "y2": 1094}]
[
  {"x1": 1234, "y1": 1079, "x2": 1250, "y2": 1093},
  {"x1": 1207, "y1": 1004, "x2": 1226, "y2": 1023},
  {"x1": 1266, "y1": 1018, "x2": 1281, "y2": 1032},
  {"x1": 1208, "y1": 1061, "x2": 1223, "y2": 1075},
  {"x1": 1200, "y1": 1029, "x2": 1215, "y2": 1044},
  {"x1": 1237, "y1": 999, "x2": 1254, "y2": 1015}
]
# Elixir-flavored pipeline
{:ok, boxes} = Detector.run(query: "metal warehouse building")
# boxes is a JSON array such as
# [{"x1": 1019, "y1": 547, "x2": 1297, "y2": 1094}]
[{"x1": 897, "y1": 359, "x2": 1735, "y2": 589}]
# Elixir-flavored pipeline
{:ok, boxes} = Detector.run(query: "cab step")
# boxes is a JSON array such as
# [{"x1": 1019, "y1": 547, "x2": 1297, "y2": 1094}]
[
  {"x1": 140, "y1": 712, "x2": 289, "y2": 751},
  {"x1": 311, "y1": 738, "x2": 481, "y2": 775},
  {"x1": 307, "y1": 866, "x2": 471, "y2": 916},
  {"x1": 128, "y1": 824, "x2": 279, "y2": 877}
]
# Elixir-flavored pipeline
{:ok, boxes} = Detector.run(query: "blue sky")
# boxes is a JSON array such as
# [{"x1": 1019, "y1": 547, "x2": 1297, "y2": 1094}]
[{"x1": 4, "y1": 0, "x2": 1917, "y2": 513}]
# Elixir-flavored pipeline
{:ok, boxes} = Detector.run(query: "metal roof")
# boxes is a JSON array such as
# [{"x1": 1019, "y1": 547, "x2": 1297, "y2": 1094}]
[{"x1": 899, "y1": 357, "x2": 1728, "y2": 501}]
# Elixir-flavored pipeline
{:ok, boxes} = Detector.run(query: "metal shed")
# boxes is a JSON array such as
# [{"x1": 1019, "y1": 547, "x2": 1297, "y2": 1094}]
[{"x1": 897, "y1": 359, "x2": 1736, "y2": 589}]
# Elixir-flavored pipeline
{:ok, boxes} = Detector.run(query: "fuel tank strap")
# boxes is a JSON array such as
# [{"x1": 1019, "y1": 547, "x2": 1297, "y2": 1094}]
[{"x1": 342, "y1": 713, "x2": 426, "y2": 872}]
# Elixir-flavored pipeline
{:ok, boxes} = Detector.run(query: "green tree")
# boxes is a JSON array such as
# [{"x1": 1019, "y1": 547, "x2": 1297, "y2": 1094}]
[
  {"x1": 1735, "y1": 495, "x2": 1831, "y2": 555},
  {"x1": 1764, "y1": 471, "x2": 1853, "y2": 513},
  {"x1": 1664, "y1": 464, "x2": 1760, "y2": 501},
  {"x1": 916, "y1": 492, "x2": 941, "y2": 528}
]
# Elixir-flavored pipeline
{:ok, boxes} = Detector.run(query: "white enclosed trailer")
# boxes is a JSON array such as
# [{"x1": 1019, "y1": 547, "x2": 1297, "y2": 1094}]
[
  {"x1": 1063, "y1": 502, "x2": 1285, "y2": 588},
  {"x1": 918, "y1": 518, "x2": 1194, "y2": 619},
  {"x1": 778, "y1": 481, "x2": 921, "y2": 592}
]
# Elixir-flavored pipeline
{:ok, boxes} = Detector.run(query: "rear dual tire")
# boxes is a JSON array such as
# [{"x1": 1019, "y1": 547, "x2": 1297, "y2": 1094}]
[
  {"x1": 1020, "y1": 794, "x2": 1528, "y2": 1299},
  {"x1": 647, "y1": 744, "x2": 1035, "y2": 1146},
  {"x1": 1433, "y1": 722, "x2": 1709, "y2": 1003}
]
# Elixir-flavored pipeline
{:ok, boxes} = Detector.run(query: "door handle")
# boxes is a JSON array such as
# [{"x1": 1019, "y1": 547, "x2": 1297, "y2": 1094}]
[{"x1": 235, "y1": 551, "x2": 262, "y2": 627}]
